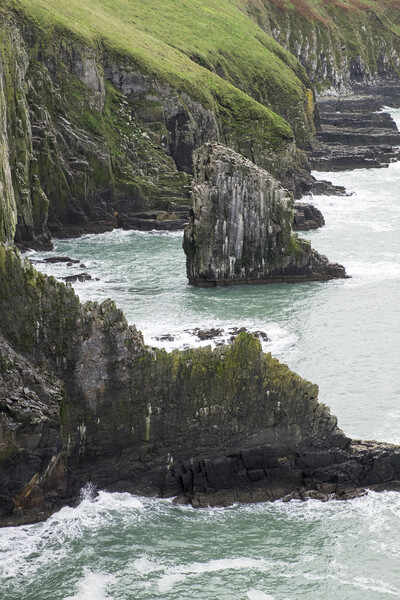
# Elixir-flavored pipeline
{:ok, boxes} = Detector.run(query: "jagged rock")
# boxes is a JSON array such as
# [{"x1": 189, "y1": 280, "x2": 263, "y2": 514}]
[
  {"x1": 186, "y1": 327, "x2": 270, "y2": 343},
  {"x1": 117, "y1": 209, "x2": 190, "y2": 232},
  {"x1": 183, "y1": 143, "x2": 346, "y2": 286},
  {"x1": 43, "y1": 256, "x2": 80, "y2": 264},
  {"x1": 310, "y1": 95, "x2": 400, "y2": 171},
  {"x1": 62, "y1": 272, "x2": 93, "y2": 283},
  {"x1": 311, "y1": 179, "x2": 347, "y2": 196},
  {"x1": 1, "y1": 244, "x2": 400, "y2": 524},
  {"x1": 293, "y1": 203, "x2": 325, "y2": 231}
]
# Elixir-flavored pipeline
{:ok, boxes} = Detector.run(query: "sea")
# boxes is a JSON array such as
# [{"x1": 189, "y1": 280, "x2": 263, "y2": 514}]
[{"x1": 1, "y1": 111, "x2": 400, "y2": 600}]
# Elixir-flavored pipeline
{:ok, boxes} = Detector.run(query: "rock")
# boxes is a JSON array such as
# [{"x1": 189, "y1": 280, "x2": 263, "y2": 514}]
[
  {"x1": 194, "y1": 328, "x2": 223, "y2": 341},
  {"x1": 251, "y1": 330, "x2": 270, "y2": 342},
  {"x1": 183, "y1": 143, "x2": 347, "y2": 286},
  {"x1": 43, "y1": 256, "x2": 80, "y2": 264},
  {"x1": 293, "y1": 203, "x2": 325, "y2": 231},
  {"x1": 1, "y1": 244, "x2": 400, "y2": 525},
  {"x1": 311, "y1": 180, "x2": 347, "y2": 196},
  {"x1": 185, "y1": 327, "x2": 270, "y2": 343},
  {"x1": 155, "y1": 334, "x2": 175, "y2": 342},
  {"x1": 310, "y1": 94, "x2": 400, "y2": 171},
  {"x1": 62, "y1": 273, "x2": 92, "y2": 283}
]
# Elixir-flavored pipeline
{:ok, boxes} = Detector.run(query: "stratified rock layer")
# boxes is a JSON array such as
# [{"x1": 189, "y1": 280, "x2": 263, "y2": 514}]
[{"x1": 183, "y1": 144, "x2": 346, "y2": 287}]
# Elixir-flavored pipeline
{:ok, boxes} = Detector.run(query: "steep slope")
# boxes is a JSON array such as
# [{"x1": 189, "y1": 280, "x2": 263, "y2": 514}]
[
  {"x1": 0, "y1": 0, "x2": 318, "y2": 248},
  {"x1": 2, "y1": 241, "x2": 400, "y2": 525},
  {"x1": 4, "y1": 0, "x2": 315, "y2": 144},
  {"x1": 241, "y1": 0, "x2": 400, "y2": 91}
]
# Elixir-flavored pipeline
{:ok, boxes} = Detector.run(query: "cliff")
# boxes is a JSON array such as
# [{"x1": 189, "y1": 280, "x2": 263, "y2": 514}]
[
  {"x1": 244, "y1": 0, "x2": 400, "y2": 93},
  {"x1": 2, "y1": 0, "x2": 400, "y2": 249},
  {"x1": 0, "y1": 0, "x2": 319, "y2": 248},
  {"x1": 0, "y1": 243, "x2": 344, "y2": 524},
  {"x1": 2, "y1": 244, "x2": 400, "y2": 525},
  {"x1": 183, "y1": 144, "x2": 346, "y2": 286}
]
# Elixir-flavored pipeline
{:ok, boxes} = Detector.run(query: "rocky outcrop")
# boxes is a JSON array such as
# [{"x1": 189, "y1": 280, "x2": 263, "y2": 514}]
[
  {"x1": 0, "y1": 243, "x2": 343, "y2": 524},
  {"x1": 2, "y1": 243, "x2": 400, "y2": 524},
  {"x1": 183, "y1": 144, "x2": 346, "y2": 287},
  {"x1": 293, "y1": 203, "x2": 324, "y2": 231},
  {"x1": 310, "y1": 91, "x2": 400, "y2": 171},
  {"x1": 253, "y1": 2, "x2": 400, "y2": 93}
]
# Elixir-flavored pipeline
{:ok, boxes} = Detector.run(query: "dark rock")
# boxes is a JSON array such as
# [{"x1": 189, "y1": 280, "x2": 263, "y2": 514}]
[
  {"x1": 310, "y1": 93, "x2": 400, "y2": 171},
  {"x1": 117, "y1": 209, "x2": 190, "y2": 232},
  {"x1": 250, "y1": 331, "x2": 270, "y2": 342},
  {"x1": 311, "y1": 180, "x2": 348, "y2": 196},
  {"x1": 62, "y1": 273, "x2": 92, "y2": 283},
  {"x1": 186, "y1": 327, "x2": 269, "y2": 343},
  {"x1": 194, "y1": 328, "x2": 223, "y2": 341},
  {"x1": 293, "y1": 203, "x2": 325, "y2": 231},
  {"x1": 155, "y1": 334, "x2": 175, "y2": 342},
  {"x1": 1, "y1": 245, "x2": 400, "y2": 525},
  {"x1": 183, "y1": 143, "x2": 347, "y2": 286},
  {"x1": 43, "y1": 256, "x2": 79, "y2": 264}
]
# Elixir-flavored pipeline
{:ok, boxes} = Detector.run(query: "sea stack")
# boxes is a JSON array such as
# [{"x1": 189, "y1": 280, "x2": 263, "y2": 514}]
[{"x1": 183, "y1": 143, "x2": 346, "y2": 287}]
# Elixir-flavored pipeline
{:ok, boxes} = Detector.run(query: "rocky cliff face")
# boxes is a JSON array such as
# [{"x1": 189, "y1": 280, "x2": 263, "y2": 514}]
[
  {"x1": 0, "y1": 243, "x2": 349, "y2": 524},
  {"x1": 183, "y1": 143, "x2": 346, "y2": 286},
  {"x1": 0, "y1": 15, "x2": 196, "y2": 247},
  {"x1": 250, "y1": 1, "x2": 400, "y2": 93},
  {"x1": 0, "y1": 3, "x2": 319, "y2": 248},
  {"x1": 2, "y1": 243, "x2": 400, "y2": 524}
]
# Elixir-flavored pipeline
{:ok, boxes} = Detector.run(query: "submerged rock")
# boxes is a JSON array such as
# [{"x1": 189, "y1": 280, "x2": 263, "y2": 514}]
[
  {"x1": 183, "y1": 144, "x2": 346, "y2": 287},
  {"x1": 43, "y1": 256, "x2": 80, "y2": 264},
  {"x1": 62, "y1": 272, "x2": 93, "y2": 283}
]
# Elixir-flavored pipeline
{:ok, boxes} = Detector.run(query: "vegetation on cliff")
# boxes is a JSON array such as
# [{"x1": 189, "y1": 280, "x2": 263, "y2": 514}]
[
  {"x1": 243, "y1": 0, "x2": 400, "y2": 90},
  {"x1": 0, "y1": 0, "x2": 323, "y2": 248},
  {"x1": 3, "y1": 0, "x2": 314, "y2": 144},
  {"x1": 0, "y1": 242, "x2": 350, "y2": 524}
]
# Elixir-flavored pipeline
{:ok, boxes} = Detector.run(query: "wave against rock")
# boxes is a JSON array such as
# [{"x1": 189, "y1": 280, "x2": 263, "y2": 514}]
[{"x1": 2, "y1": 244, "x2": 400, "y2": 526}]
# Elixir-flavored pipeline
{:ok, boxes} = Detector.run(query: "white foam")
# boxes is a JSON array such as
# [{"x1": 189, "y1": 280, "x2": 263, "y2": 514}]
[
  {"x1": 328, "y1": 574, "x2": 400, "y2": 596},
  {"x1": 132, "y1": 557, "x2": 164, "y2": 575},
  {"x1": 0, "y1": 491, "x2": 146, "y2": 585},
  {"x1": 345, "y1": 260, "x2": 400, "y2": 282},
  {"x1": 247, "y1": 590, "x2": 275, "y2": 600},
  {"x1": 157, "y1": 573, "x2": 186, "y2": 592},
  {"x1": 62, "y1": 571, "x2": 115, "y2": 600}
]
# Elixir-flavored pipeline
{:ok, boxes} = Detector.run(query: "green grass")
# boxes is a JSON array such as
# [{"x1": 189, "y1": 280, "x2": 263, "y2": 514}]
[{"x1": 2, "y1": 0, "x2": 320, "y2": 147}]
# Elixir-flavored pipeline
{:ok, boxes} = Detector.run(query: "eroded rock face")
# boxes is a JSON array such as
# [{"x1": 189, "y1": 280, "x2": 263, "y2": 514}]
[
  {"x1": 1, "y1": 244, "x2": 400, "y2": 524},
  {"x1": 183, "y1": 143, "x2": 346, "y2": 286},
  {"x1": 310, "y1": 92, "x2": 400, "y2": 171}
]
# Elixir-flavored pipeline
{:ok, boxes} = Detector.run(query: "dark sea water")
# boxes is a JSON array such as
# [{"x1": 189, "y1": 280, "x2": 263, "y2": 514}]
[{"x1": 2, "y1": 111, "x2": 400, "y2": 600}]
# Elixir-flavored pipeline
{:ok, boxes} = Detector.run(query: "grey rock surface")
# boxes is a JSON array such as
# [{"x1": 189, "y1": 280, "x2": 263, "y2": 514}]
[{"x1": 183, "y1": 143, "x2": 346, "y2": 286}]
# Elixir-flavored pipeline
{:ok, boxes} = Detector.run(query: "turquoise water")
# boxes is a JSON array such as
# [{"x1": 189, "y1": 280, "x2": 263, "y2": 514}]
[
  {"x1": 2, "y1": 115, "x2": 400, "y2": 599},
  {"x1": 2, "y1": 490, "x2": 400, "y2": 600}
]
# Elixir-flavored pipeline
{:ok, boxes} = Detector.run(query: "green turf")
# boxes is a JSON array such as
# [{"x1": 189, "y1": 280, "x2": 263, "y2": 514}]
[{"x1": 2, "y1": 0, "x2": 321, "y2": 147}]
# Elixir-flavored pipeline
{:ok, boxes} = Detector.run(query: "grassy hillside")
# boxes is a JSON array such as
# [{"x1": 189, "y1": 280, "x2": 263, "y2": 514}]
[
  {"x1": 2, "y1": 0, "x2": 317, "y2": 145},
  {"x1": 254, "y1": 0, "x2": 400, "y2": 29}
]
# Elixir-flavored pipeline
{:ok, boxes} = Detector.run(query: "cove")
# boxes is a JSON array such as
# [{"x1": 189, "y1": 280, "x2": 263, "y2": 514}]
[
  {"x1": 2, "y1": 112, "x2": 400, "y2": 600},
  {"x1": 32, "y1": 135, "x2": 400, "y2": 445}
]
